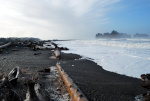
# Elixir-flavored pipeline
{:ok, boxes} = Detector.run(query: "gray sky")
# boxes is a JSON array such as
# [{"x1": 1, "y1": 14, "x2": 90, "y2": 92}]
[{"x1": 0, "y1": 0, "x2": 149, "y2": 39}]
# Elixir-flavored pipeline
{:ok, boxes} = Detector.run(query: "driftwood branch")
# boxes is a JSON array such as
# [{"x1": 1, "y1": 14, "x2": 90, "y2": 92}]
[{"x1": 0, "y1": 42, "x2": 11, "y2": 49}]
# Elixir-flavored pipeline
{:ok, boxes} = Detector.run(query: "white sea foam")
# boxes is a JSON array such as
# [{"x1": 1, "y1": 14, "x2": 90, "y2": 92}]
[{"x1": 56, "y1": 38, "x2": 150, "y2": 78}]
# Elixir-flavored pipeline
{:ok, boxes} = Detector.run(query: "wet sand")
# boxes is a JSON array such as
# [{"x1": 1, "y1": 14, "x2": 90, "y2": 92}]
[
  {"x1": 0, "y1": 47, "x2": 146, "y2": 101},
  {"x1": 60, "y1": 53, "x2": 146, "y2": 101}
]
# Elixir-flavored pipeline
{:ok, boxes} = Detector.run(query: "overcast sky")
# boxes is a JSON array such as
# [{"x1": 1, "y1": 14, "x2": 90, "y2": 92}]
[{"x1": 0, "y1": 0, "x2": 150, "y2": 39}]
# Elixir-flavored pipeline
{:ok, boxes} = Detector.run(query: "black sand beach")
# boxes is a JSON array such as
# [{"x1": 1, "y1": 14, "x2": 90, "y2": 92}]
[
  {"x1": 0, "y1": 46, "x2": 145, "y2": 101},
  {"x1": 0, "y1": 47, "x2": 56, "y2": 73},
  {"x1": 60, "y1": 53, "x2": 146, "y2": 101}
]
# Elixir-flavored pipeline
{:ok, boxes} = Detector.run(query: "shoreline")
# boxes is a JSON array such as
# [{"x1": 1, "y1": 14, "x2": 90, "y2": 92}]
[
  {"x1": 60, "y1": 52, "x2": 146, "y2": 101},
  {"x1": 55, "y1": 39, "x2": 150, "y2": 78},
  {"x1": 0, "y1": 46, "x2": 146, "y2": 101},
  {"x1": 61, "y1": 51, "x2": 140, "y2": 79}
]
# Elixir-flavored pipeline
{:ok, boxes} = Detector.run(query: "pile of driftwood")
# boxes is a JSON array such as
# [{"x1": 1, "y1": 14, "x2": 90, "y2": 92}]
[
  {"x1": 135, "y1": 74, "x2": 150, "y2": 101},
  {"x1": 27, "y1": 41, "x2": 69, "y2": 60},
  {"x1": 0, "y1": 66, "x2": 71, "y2": 101},
  {"x1": 0, "y1": 41, "x2": 43, "y2": 52},
  {"x1": 0, "y1": 66, "x2": 52, "y2": 101},
  {"x1": 12, "y1": 41, "x2": 45, "y2": 51},
  {"x1": 0, "y1": 41, "x2": 69, "y2": 61}
]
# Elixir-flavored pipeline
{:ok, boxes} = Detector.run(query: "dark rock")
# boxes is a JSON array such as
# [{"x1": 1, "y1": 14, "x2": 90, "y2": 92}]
[
  {"x1": 34, "y1": 53, "x2": 41, "y2": 55},
  {"x1": 38, "y1": 68, "x2": 51, "y2": 73}
]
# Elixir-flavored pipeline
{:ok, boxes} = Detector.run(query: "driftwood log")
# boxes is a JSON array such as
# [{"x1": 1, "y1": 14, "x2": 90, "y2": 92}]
[
  {"x1": 54, "y1": 48, "x2": 61, "y2": 60},
  {"x1": 51, "y1": 42, "x2": 69, "y2": 60},
  {"x1": 0, "y1": 42, "x2": 11, "y2": 49},
  {"x1": 0, "y1": 42, "x2": 11, "y2": 52},
  {"x1": 56, "y1": 64, "x2": 88, "y2": 101},
  {"x1": 24, "y1": 79, "x2": 50, "y2": 101},
  {"x1": 8, "y1": 66, "x2": 22, "y2": 81}
]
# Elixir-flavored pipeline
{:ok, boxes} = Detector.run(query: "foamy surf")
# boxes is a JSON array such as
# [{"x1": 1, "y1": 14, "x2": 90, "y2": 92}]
[{"x1": 55, "y1": 38, "x2": 150, "y2": 78}]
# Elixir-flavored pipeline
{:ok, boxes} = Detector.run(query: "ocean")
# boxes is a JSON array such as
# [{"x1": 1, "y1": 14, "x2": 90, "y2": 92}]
[{"x1": 56, "y1": 38, "x2": 150, "y2": 78}]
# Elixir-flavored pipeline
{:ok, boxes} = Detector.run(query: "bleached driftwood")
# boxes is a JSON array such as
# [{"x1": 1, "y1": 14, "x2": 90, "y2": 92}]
[
  {"x1": 54, "y1": 48, "x2": 61, "y2": 60},
  {"x1": 24, "y1": 80, "x2": 50, "y2": 101},
  {"x1": 8, "y1": 66, "x2": 22, "y2": 80},
  {"x1": 0, "y1": 42, "x2": 11, "y2": 49}
]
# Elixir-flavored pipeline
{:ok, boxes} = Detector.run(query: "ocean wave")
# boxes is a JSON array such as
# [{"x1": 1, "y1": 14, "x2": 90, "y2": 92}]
[
  {"x1": 57, "y1": 39, "x2": 150, "y2": 78},
  {"x1": 75, "y1": 39, "x2": 150, "y2": 49}
]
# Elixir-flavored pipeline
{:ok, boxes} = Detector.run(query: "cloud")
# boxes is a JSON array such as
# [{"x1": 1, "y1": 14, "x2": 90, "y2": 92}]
[{"x1": 0, "y1": 0, "x2": 120, "y2": 39}]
